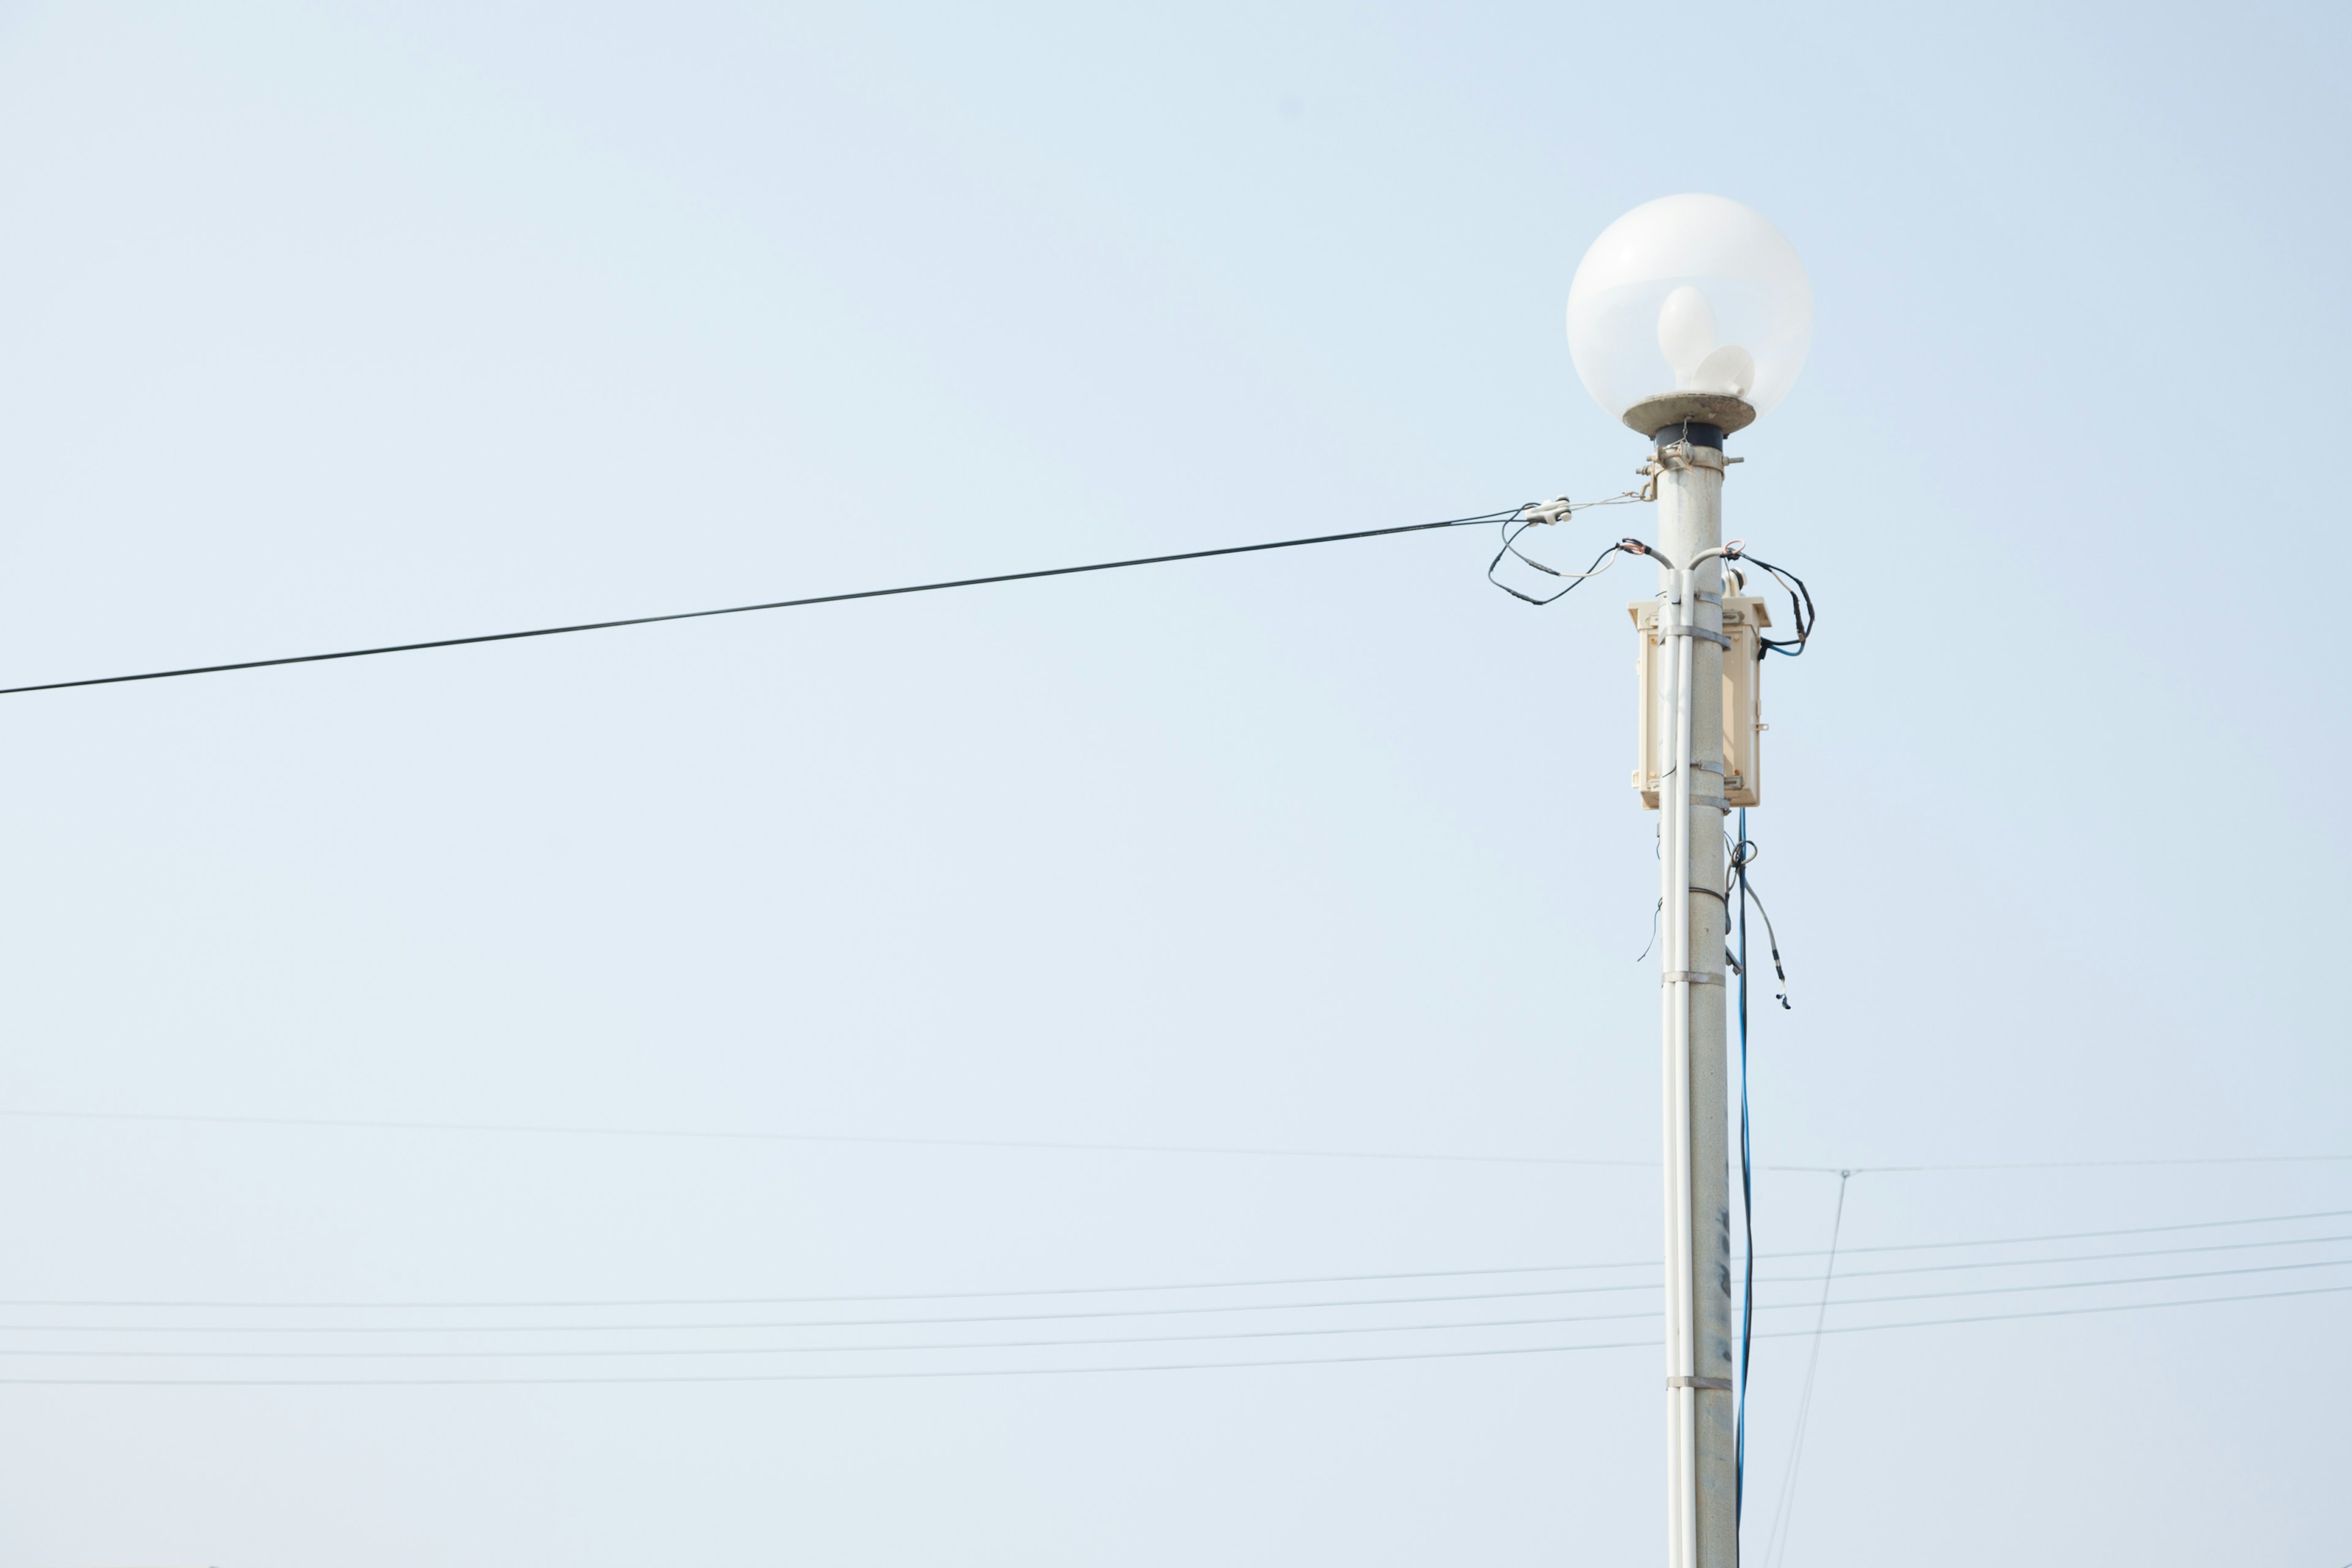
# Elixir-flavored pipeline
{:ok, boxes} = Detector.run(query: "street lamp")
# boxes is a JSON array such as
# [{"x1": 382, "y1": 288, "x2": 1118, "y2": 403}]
[
  {"x1": 1567, "y1": 194, "x2": 1811, "y2": 1568},
  {"x1": 1567, "y1": 192, "x2": 1812, "y2": 440}
]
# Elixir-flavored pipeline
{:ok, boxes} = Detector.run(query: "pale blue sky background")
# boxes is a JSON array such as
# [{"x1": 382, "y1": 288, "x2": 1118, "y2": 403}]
[{"x1": 0, "y1": 2, "x2": 2345, "y2": 1564}]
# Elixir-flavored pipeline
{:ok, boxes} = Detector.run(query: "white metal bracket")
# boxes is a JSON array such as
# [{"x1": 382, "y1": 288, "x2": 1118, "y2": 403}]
[
  {"x1": 1660, "y1": 971, "x2": 1725, "y2": 986},
  {"x1": 1668, "y1": 1376, "x2": 1733, "y2": 1392}
]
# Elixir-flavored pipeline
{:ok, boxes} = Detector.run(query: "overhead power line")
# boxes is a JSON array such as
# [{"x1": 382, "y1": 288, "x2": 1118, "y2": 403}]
[
  {"x1": 0, "y1": 1340, "x2": 1606, "y2": 1386},
  {"x1": 0, "y1": 1283, "x2": 1645, "y2": 1336},
  {"x1": 2, "y1": 1237, "x2": 2342, "y2": 1355},
  {"x1": 21, "y1": 1108, "x2": 2341, "y2": 1179},
  {"x1": 1771, "y1": 1155, "x2": 2352, "y2": 1172},
  {"x1": 1, "y1": 1280, "x2": 2343, "y2": 1387},
  {"x1": 1749, "y1": 1227, "x2": 2352, "y2": 1286},
  {"x1": 1750, "y1": 1254, "x2": 2352, "y2": 1313},
  {"x1": 18, "y1": 1234, "x2": 2343, "y2": 1338},
  {"x1": 0, "y1": 1107, "x2": 1639, "y2": 1170},
  {"x1": 0, "y1": 1312, "x2": 1593, "y2": 1360},
  {"x1": 3, "y1": 1251, "x2": 2334, "y2": 1343},
  {"x1": 1775, "y1": 1280, "x2": 2352, "y2": 1341},
  {"x1": 0, "y1": 508, "x2": 1526, "y2": 698},
  {"x1": 6, "y1": 1250, "x2": 2346, "y2": 1344},
  {"x1": 1760, "y1": 1206, "x2": 2352, "y2": 1261},
  {"x1": 4, "y1": 1205, "x2": 2339, "y2": 1312}
]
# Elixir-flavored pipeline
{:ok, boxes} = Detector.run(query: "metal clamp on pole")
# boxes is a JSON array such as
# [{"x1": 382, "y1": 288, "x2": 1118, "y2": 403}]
[
  {"x1": 1668, "y1": 1376, "x2": 1733, "y2": 1392},
  {"x1": 1652, "y1": 440, "x2": 1728, "y2": 475},
  {"x1": 1660, "y1": 971, "x2": 1724, "y2": 986},
  {"x1": 1663, "y1": 625, "x2": 1732, "y2": 650}
]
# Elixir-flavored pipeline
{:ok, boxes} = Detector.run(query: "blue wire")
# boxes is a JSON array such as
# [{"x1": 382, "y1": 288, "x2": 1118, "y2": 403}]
[{"x1": 1735, "y1": 807, "x2": 1755, "y2": 1525}]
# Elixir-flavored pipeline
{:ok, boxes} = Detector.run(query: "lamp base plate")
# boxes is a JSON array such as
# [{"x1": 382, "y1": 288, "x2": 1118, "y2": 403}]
[{"x1": 1622, "y1": 393, "x2": 1757, "y2": 439}]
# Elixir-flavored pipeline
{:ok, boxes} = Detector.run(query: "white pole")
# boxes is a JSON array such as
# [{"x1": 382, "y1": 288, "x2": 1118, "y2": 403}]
[
  {"x1": 1651, "y1": 431, "x2": 1736, "y2": 1568},
  {"x1": 1660, "y1": 566, "x2": 1696, "y2": 1568}
]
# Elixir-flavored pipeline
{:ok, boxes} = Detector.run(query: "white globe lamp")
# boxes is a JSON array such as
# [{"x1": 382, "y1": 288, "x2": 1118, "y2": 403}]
[{"x1": 1565, "y1": 194, "x2": 1812, "y2": 442}]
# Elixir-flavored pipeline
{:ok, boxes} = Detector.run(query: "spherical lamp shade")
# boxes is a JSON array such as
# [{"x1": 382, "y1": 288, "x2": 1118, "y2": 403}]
[{"x1": 1565, "y1": 194, "x2": 1812, "y2": 437}]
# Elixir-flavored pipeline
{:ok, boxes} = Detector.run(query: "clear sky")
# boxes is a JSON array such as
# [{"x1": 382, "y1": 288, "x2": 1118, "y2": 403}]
[{"x1": 0, "y1": 2, "x2": 2344, "y2": 1564}]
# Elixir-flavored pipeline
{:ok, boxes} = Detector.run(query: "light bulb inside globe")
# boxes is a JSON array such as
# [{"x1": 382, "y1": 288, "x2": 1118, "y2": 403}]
[
  {"x1": 1566, "y1": 194, "x2": 1811, "y2": 437},
  {"x1": 1657, "y1": 285, "x2": 1717, "y2": 385},
  {"x1": 1693, "y1": 344, "x2": 1754, "y2": 398}
]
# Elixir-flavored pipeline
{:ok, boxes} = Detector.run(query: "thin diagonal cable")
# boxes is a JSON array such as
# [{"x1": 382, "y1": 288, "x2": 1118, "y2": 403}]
[
  {"x1": 0, "y1": 510, "x2": 1521, "y2": 697},
  {"x1": 1763, "y1": 1170, "x2": 1849, "y2": 1568}
]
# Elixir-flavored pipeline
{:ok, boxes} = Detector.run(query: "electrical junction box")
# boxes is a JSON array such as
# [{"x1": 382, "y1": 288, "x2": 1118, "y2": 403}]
[{"x1": 1629, "y1": 594, "x2": 1771, "y2": 809}]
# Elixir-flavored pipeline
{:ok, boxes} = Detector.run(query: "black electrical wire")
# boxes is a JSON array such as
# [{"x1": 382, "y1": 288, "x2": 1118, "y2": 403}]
[
  {"x1": 0, "y1": 507, "x2": 1526, "y2": 698},
  {"x1": 1635, "y1": 895, "x2": 1664, "y2": 962},
  {"x1": 1728, "y1": 835, "x2": 1792, "y2": 1011},
  {"x1": 1737, "y1": 552, "x2": 1815, "y2": 658},
  {"x1": 1487, "y1": 532, "x2": 1624, "y2": 606},
  {"x1": 1481, "y1": 491, "x2": 1646, "y2": 606}
]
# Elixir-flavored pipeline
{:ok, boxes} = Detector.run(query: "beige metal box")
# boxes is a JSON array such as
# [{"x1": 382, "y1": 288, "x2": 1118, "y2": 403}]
[{"x1": 1629, "y1": 594, "x2": 1771, "y2": 809}]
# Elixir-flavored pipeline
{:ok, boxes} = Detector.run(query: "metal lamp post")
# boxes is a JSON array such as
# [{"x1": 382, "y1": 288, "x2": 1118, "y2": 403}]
[{"x1": 1566, "y1": 194, "x2": 1814, "y2": 1568}]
